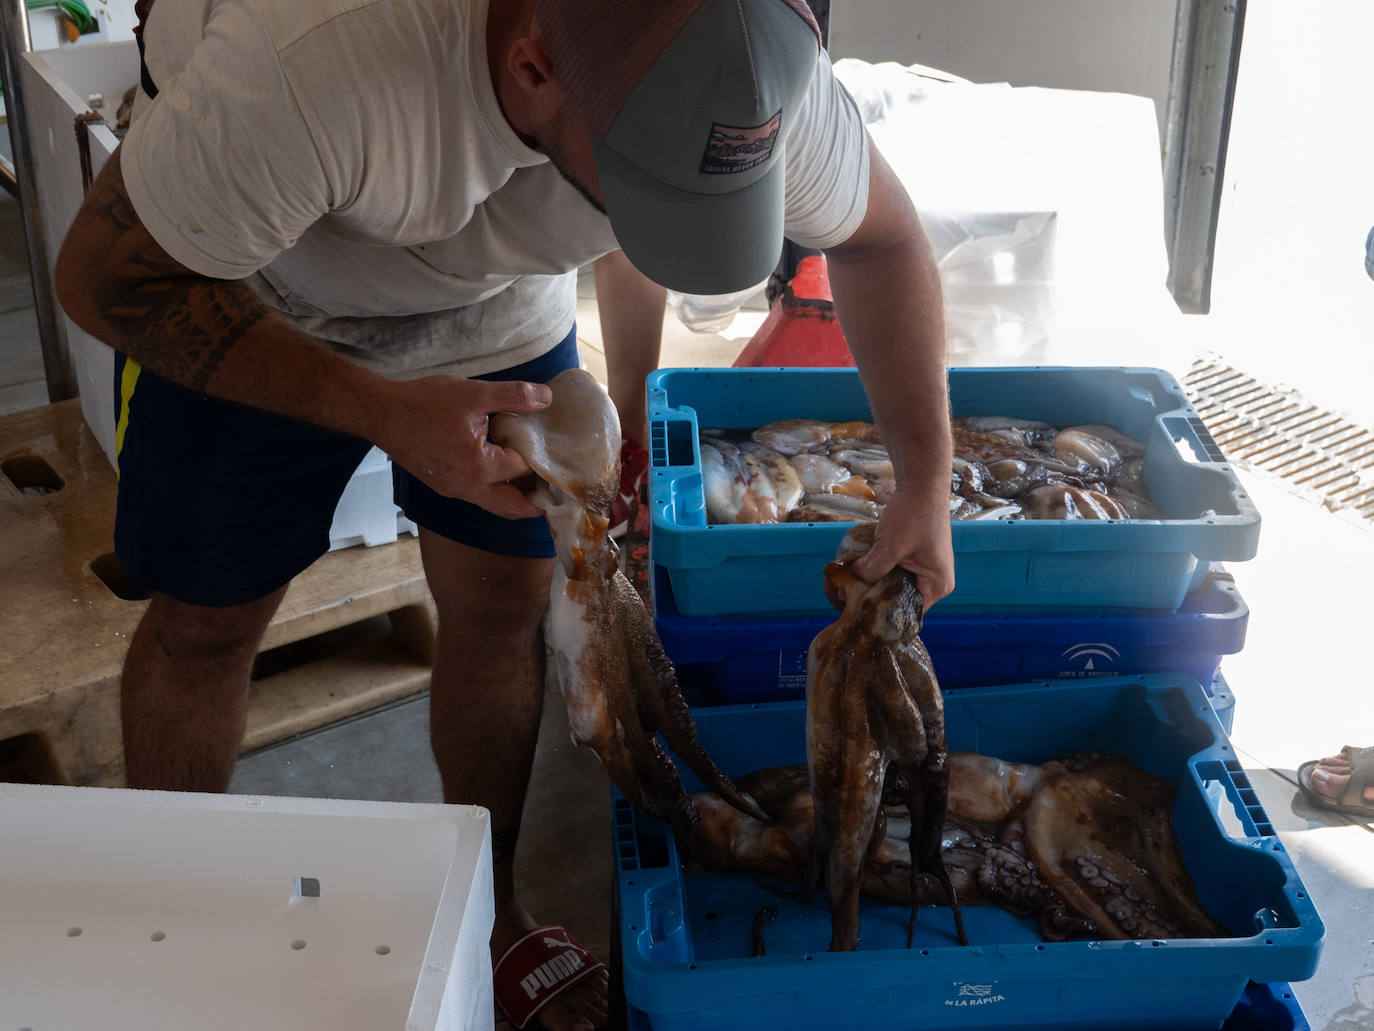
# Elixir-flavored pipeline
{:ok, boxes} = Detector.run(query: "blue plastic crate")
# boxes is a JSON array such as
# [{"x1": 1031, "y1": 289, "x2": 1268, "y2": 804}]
[
  {"x1": 1211, "y1": 669, "x2": 1237, "y2": 735},
  {"x1": 654, "y1": 564, "x2": 1248, "y2": 705},
  {"x1": 614, "y1": 675, "x2": 1321, "y2": 1031},
  {"x1": 626, "y1": 981, "x2": 1311, "y2": 1031},
  {"x1": 647, "y1": 366, "x2": 1261, "y2": 617}
]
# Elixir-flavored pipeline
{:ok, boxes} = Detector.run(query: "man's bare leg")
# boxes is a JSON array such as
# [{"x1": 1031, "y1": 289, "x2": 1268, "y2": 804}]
[
  {"x1": 421, "y1": 530, "x2": 608, "y2": 1031},
  {"x1": 121, "y1": 586, "x2": 288, "y2": 791}
]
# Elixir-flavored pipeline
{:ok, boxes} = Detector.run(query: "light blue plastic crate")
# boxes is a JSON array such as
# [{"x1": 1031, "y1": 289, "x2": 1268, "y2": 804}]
[
  {"x1": 647, "y1": 366, "x2": 1261, "y2": 617},
  {"x1": 614, "y1": 675, "x2": 1321, "y2": 1031}
]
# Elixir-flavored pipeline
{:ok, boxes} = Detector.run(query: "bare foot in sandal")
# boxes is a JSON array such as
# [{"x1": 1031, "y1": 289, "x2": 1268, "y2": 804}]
[
  {"x1": 492, "y1": 904, "x2": 610, "y2": 1031},
  {"x1": 1296, "y1": 746, "x2": 1374, "y2": 818}
]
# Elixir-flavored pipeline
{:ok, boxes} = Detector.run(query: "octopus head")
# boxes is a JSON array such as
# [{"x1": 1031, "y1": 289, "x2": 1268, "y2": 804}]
[{"x1": 492, "y1": 368, "x2": 622, "y2": 575}]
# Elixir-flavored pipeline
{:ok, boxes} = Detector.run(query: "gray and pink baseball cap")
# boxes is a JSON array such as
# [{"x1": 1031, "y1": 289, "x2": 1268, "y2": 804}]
[{"x1": 535, "y1": 0, "x2": 822, "y2": 295}]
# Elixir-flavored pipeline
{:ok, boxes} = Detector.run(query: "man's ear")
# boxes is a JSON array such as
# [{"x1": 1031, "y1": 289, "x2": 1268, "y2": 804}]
[{"x1": 507, "y1": 35, "x2": 555, "y2": 97}]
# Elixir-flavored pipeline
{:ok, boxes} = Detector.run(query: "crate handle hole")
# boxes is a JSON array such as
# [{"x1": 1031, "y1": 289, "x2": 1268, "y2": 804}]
[
  {"x1": 89, "y1": 552, "x2": 151, "y2": 602},
  {"x1": 2, "y1": 453, "x2": 65, "y2": 496}
]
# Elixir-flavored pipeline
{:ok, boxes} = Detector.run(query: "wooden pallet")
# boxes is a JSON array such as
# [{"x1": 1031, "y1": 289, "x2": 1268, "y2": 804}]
[{"x1": 0, "y1": 399, "x2": 435, "y2": 787}]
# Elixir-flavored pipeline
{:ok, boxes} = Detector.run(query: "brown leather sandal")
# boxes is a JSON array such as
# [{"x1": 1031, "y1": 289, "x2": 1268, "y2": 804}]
[{"x1": 1296, "y1": 745, "x2": 1374, "y2": 820}]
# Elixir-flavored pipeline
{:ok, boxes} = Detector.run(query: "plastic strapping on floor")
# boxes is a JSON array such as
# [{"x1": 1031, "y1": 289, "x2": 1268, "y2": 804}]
[{"x1": 1184, "y1": 355, "x2": 1374, "y2": 528}]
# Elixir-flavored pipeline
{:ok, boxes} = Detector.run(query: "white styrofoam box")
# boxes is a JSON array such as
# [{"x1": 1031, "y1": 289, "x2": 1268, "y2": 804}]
[
  {"x1": 329, "y1": 446, "x2": 420, "y2": 551},
  {"x1": 0, "y1": 783, "x2": 494, "y2": 1030},
  {"x1": 21, "y1": 42, "x2": 415, "y2": 551}
]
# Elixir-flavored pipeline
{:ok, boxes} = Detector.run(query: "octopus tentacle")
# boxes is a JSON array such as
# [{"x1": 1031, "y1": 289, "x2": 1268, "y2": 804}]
[
  {"x1": 492, "y1": 369, "x2": 765, "y2": 842},
  {"x1": 807, "y1": 524, "x2": 967, "y2": 950},
  {"x1": 623, "y1": 578, "x2": 770, "y2": 823}
]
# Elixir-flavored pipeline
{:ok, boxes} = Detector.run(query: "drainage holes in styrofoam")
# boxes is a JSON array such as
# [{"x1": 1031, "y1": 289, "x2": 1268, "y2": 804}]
[
  {"x1": 89, "y1": 552, "x2": 152, "y2": 601},
  {"x1": 150, "y1": 931, "x2": 166, "y2": 942},
  {"x1": 2, "y1": 453, "x2": 65, "y2": 496},
  {"x1": 67, "y1": 926, "x2": 83, "y2": 937},
  {"x1": 375, "y1": 945, "x2": 391, "y2": 956},
  {"x1": 290, "y1": 939, "x2": 307, "y2": 951}
]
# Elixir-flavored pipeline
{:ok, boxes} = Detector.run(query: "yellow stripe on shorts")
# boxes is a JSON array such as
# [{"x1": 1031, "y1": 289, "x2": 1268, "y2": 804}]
[{"x1": 114, "y1": 357, "x2": 142, "y2": 478}]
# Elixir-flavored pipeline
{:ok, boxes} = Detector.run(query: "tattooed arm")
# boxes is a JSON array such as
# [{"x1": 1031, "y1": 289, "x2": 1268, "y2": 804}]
[{"x1": 56, "y1": 147, "x2": 551, "y2": 519}]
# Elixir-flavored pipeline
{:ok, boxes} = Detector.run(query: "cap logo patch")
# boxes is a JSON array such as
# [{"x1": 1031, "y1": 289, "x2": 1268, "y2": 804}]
[{"x1": 700, "y1": 111, "x2": 782, "y2": 175}]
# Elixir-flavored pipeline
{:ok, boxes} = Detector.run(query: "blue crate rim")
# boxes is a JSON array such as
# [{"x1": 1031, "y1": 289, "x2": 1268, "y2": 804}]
[{"x1": 646, "y1": 364, "x2": 1261, "y2": 543}]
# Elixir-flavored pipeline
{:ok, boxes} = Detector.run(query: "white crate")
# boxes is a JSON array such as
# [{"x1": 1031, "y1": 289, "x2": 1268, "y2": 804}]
[
  {"x1": 329, "y1": 446, "x2": 420, "y2": 550},
  {"x1": 0, "y1": 783, "x2": 494, "y2": 1030},
  {"x1": 20, "y1": 42, "x2": 416, "y2": 551}
]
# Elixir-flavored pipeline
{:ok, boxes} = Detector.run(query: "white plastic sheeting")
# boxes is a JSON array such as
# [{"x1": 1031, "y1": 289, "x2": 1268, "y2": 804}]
[{"x1": 834, "y1": 58, "x2": 1188, "y2": 372}]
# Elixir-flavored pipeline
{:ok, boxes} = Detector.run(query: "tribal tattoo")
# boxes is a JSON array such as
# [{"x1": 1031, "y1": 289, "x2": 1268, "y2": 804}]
[{"x1": 80, "y1": 149, "x2": 268, "y2": 394}]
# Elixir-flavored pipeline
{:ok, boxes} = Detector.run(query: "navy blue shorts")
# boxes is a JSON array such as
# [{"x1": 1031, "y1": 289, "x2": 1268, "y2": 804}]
[{"x1": 113, "y1": 327, "x2": 579, "y2": 607}]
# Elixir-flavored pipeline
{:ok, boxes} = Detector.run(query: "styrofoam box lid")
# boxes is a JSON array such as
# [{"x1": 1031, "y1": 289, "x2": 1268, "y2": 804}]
[{"x1": 0, "y1": 784, "x2": 493, "y2": 1030}]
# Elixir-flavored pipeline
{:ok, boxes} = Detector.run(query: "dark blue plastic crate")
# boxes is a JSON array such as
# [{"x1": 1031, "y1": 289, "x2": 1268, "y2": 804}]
[
  {"x1": 653, "y1": 564, "x2": 1247, "y2": 703},
  {"x1": 648, "y1": 366, "x2": 1261, "y2": 617},
  {"x1": 614, "y1": 676, "x2": 1321, "y2": 1031},
  {"x1": 626, "y1": 981, "x2": 1311, "y2": 1031}
]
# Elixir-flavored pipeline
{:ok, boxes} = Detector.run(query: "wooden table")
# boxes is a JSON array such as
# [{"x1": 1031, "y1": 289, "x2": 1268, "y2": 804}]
[{"x1": 0, "y1": 399, "x2": 435, "y2": 786}]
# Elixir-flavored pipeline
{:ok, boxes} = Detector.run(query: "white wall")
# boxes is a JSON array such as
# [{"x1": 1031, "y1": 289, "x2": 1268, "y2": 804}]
[{"x1": 828, "y1": 0, "x2": 1177, "y2": 136}]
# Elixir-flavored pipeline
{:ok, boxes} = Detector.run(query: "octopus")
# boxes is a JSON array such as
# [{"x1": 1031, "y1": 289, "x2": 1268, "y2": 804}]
[
  {"x1": 701, "y1": 416, "x2": 1163, "y2": 524},
  {"x1": 788, "y1": 453, "x2": 876, "y2": 500},
  {"x1": 803, "y1": 523, "x2": 968, "y2": 950},
  {"x1": 1020, "y1": 483, "x2": 1129, "y2": 520},
  {"x1": 699, "y1": 437, "x2": 802, "y2": 524},
  {"x1": 788, "y1": 493, "x2": 882, "y2": 523},
  {"x1": 687, "y1": 752, "x2": 1229, "y2": 944},
  {"x1": 492, "y1": 369, "x2": 768, "y2": 835}
]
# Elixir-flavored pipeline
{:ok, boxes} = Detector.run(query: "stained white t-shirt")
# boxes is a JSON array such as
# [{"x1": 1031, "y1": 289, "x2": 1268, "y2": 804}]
[{"x1": 123, "y1": 0, "x2": 870, "y2": 378}]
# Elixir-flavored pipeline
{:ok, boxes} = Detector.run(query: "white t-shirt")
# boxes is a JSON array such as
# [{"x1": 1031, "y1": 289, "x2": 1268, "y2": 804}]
[{"x1": 123, "y1": 0, "x2": 871, "y2": 378}]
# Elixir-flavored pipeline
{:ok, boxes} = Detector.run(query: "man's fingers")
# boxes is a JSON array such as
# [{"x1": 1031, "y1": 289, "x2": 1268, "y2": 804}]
[
  {"x1": 481, "y1": 441, "x2": 536, "y2": 482},
  {"x1": 847, "y1": 545, "x2": 890, "y2": 584},
  {"x1": 910, "y1": 566, "x2": 954, "y2": 609},
  {"x1": 479, "y1": 378, "x2": 552, "y2": 414},
  {"x1": 848, "y1": 537, "x2": 955, "y2": 609}
]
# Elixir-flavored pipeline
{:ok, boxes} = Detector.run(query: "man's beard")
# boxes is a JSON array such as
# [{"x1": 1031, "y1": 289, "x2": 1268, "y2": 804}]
[{"x1": 534, "y1": 119, "x2": 607, "y2": 215}]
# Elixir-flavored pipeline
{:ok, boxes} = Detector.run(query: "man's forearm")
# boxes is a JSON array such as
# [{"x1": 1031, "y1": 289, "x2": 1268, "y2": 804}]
[
  {"x1": 593, "y1": 249, "x2": 666, "y2": 444},
  {"x1": 56, "y1": 147, "x2": 392, "y2": 442},
  {"x1": 826, "y1": 219, "x2": 951, "y2": 493}
]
